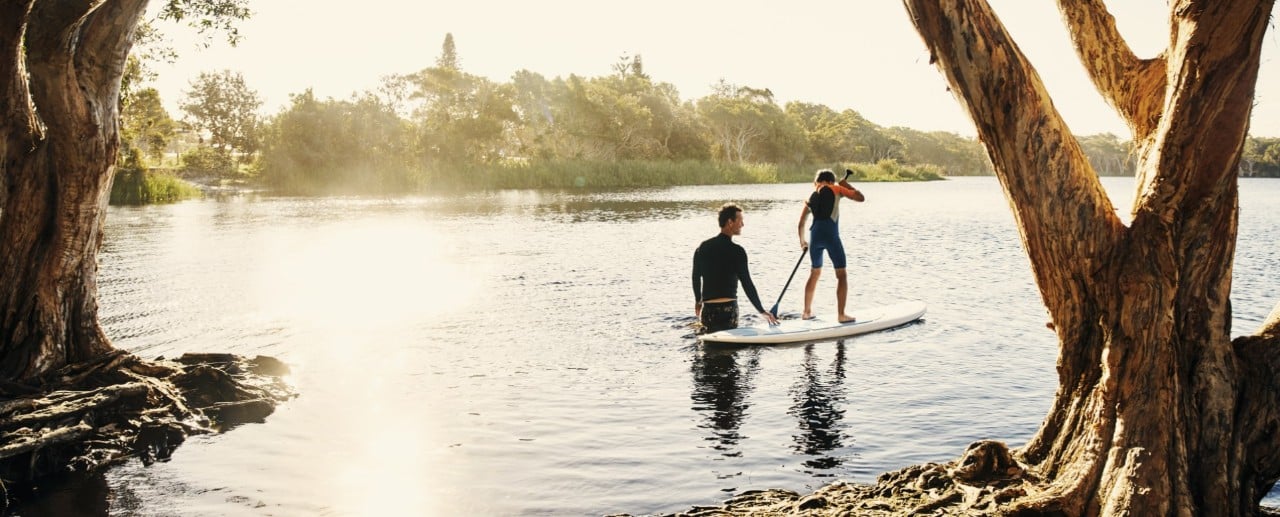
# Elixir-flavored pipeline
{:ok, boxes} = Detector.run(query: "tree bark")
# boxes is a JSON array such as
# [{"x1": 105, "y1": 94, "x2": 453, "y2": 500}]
[
  {"x1": 904, "y1": 0, "x2": 1276, "y2": 514},
  {"x1": 0, "y1": 0, "x2": 150, "y2": 383}
]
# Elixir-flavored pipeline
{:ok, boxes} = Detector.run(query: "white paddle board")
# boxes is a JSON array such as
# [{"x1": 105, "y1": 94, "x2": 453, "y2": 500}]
[{"x1": 699, "y1": 300, "x2": 926, "y2": 345}]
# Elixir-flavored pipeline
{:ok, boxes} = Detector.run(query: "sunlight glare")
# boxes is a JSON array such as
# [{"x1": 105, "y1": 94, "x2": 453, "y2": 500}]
[{"x1": 254, "y1": 218, "x2": 477, "y2": 331}]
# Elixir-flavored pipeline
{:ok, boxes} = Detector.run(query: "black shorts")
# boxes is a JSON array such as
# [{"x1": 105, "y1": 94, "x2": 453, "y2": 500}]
[{"x1": 699, "y1": 300, "x2": 739, "y2": 333}]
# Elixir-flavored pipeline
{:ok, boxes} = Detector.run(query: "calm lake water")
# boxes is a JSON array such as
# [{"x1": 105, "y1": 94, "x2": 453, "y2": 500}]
[{"x1": 12, "y1": 177, "x2": 1280, "y2": 516}]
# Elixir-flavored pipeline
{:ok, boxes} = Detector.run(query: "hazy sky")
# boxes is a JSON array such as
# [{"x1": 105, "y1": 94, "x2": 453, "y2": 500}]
[{"x1": 145, "y1": 1, "x2": 1280, "y2": 138}]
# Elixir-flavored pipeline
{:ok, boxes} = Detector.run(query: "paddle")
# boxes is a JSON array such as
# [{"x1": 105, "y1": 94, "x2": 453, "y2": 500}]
[{"x1": 769, "y1": 248, "x2": 807, "y2": 318}]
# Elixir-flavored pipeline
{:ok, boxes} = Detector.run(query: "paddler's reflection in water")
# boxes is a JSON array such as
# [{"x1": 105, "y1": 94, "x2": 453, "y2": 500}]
[
  {"x1": 788, "y1": 342, "x2": 851, "y2": 472},
  {"x1": 689, "y1": 342, "x2": 852, "y2": 473},
  {"x1": 690, "y1": 346, "x2": 759, "y2": 453}
]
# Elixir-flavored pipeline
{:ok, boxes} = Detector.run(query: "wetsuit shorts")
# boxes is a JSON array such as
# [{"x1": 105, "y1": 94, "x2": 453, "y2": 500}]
[
  {"x1": 808, "y1": 219, "x2": 846, "y2": 269},
  {"x1": 700, "y1": 300, "x2": 739, "y2": 333}
]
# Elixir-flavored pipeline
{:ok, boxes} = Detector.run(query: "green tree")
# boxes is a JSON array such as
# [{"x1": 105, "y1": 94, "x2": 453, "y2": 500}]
[
  {"x1": 507, "y1": 69, "x2": 562, "y2": 159},
  {"x1": 1241, "y1": 136, "x2": 1280, "y2": 177},
  {"x1": 258, "y1": 89, "x2": 413, "y2": 193},
  {"x1": 507, "y1": 62, "x2": 707, "y2": 163},
  {"x1": 850, "y1": 117, "x2": 903, "y2": 163},
  {"x1": 697, "y1": 81, "x2": 798, "y2": 163},
  {"x1": 551, "y1": 74, "x2": 628, "y2": 160},
  {"x1": 785, "y1": 101, "x2": 841, "y2": 163},
  {"x1": 1262, "y1": 138, "x2": 1280, "y2": 176},
  {"x1": 415, "y1": 69, "x2": 517, "y2": 165},
  {"x1": 554, "y1": 67, "x2": 687, "y2": 160},
  {"x1": 611, "y1": 53, "x2": 648, "y2": 80},
  {"x1": 180, "y1": 69, "x2": 262, "y2": 168},
  {"x1": 785, "y1": 102, "x2": 903, "y2": 165},
  {"x1": 1078, "y1": 132, "x2": 1134, "y2": 176},
  {"x1": 887, "y1": 127, "x2": 992, "y2": 176},
  {"x1": 120, "y1": 87, "x2": 176, "y2": 163},
  {"x1": 437, "y1": 32, "x2": 460, "y2": 71},
  {"x1": 399, "y1": 35, "x2": 518, "y2": 169}
]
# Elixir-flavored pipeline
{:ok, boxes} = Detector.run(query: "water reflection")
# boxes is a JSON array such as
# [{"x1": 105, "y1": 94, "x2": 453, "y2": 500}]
[
  {"x1": 689, "y1": 347, "x2": 760, "y2": 454},
  {"x1": 58, "y1": 178, "x2": 1273, "y2": 514},
  {"x1": 789, "y1": 343, "x2": 850, "y2": 474},
  {"x1": 689, "y1": 342, "x2": 854, "y2": 477},
  {"x1": 401, "y1": 189, "x2": 794, "y2": 224}
]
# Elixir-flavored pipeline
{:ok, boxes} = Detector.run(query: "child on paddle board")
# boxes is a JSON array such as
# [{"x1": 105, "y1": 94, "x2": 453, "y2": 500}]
[{"x1": 797, "y1": 169, "x2": 864, "y2": 323}]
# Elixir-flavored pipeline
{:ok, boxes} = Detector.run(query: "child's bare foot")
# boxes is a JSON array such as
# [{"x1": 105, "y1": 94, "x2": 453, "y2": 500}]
[{"x1": 838, "y1": 314, "x2": 857, "y2": 324}]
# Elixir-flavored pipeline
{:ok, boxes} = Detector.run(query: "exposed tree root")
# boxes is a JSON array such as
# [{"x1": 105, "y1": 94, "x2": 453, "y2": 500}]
[
  {"x1": 601, "y1": 441, "x2": 1033, "y2": 516},
  {"x1": 0, "y1": 352, "x2": 293, "y2": 510},
  {"x1": 625, "y1": 437, "x2": 1280, "y2": 516}
]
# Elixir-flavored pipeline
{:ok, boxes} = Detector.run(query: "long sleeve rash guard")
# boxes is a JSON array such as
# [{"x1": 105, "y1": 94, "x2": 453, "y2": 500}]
[{"x1": 691, "y1": 233, "x2": 767, "y2": 313}]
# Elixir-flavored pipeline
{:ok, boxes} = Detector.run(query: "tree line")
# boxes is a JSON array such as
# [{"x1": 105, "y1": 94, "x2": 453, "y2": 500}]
[{"x1": 117, "y1": 34, "x2": 1280, "y2": 199}]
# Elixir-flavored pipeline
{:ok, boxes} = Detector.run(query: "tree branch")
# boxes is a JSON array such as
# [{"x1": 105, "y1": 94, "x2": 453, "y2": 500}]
[
  {"x1": 76, "y1": 0, "x2": 151, "y2": 103},
  {"x1": 903, "y1": 0, "x2": 1124, "y2": 328},
  {"x1": 25, "y1": 0, "x2": 101, "y2": 141},
  {"x1": 1055, "y1": 0, "x2": 1166, "y2": 139},
  {"x1": 1142, "y1": 1, "x2": 1273, "y2": 202}
]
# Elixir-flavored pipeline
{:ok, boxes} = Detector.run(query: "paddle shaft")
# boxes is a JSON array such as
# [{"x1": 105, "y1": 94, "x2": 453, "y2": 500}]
[{"x1": 770, "y1": 249, "x2": 807, "y2": 317}]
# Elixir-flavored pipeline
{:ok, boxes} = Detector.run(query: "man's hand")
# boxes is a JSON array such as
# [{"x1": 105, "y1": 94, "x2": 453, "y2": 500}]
[{"x1": 761, "y1": 311, "x2": 779, "y2": 325}]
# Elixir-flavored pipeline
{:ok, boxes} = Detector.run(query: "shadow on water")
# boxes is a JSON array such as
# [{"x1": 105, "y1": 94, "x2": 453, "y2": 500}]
[{"x1": 5, "y1": 471, "x2": 110, "y2": 516}]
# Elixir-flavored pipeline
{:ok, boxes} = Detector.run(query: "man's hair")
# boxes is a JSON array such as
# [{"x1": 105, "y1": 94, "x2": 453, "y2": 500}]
[
  {"x1": 718, "y1": 203, "x2": 743, "y2": 228},
  {"x1": 814, "y1": 169, "x2": 837, "y2": 184}
]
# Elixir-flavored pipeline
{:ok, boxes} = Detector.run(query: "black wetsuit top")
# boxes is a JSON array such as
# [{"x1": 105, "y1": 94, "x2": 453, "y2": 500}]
[
  {"x1": 808, "y1": 187, "x2": 838, "y2": 220},
  {"x1": 691, "y1": 233, "x2": 767, "y2": 313}
]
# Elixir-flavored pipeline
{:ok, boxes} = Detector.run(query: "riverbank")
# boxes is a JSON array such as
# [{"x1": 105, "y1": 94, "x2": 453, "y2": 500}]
[
  {"x1": 113, "y1": 160, "x2": 945, "y2": 203},
  {"x1": 260, "y1": 159, "x2": 946, "y2": 195},
  {"x1": 631, "y1": 441, "x2": 1280, "y2": 516},
  {"x1": 0, "y1": 353, "x2": 294, "y2": 512},
  {"x1": 609, "y1": 441, "x2": 1026, "y2": 516}
]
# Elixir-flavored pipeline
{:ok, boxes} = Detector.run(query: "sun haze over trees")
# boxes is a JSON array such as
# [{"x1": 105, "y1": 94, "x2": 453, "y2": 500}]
[
  {"x1": 180, "y1": 69, "x2": 262, "y2": 174},
  {"x1": 248, "y1": 34, "x2": 964, "y2": 193},
  {"x1": 116, "y1": 30, "x2": 1280, "y2": 195},
  {"x1": 238, "y1": 32, "x2": 1280, "y2": 194}
]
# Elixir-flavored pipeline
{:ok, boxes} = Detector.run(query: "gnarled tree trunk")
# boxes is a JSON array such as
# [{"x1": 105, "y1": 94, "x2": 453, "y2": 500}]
[
  {"x1": 0, "y1": 0, "x2": 150, "y2": 383},
  {"x1": 905, "y1": 0, "x2": 1280, "y2": 514},
  {"x1": 0, "y1": 7, "x2": 294, "y2": 506}
]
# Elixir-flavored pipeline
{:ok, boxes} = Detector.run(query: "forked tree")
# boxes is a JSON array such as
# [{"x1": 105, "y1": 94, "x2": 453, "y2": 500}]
[{"x1": 906, "y1": 0, "x2": 1280, "y2": 514}]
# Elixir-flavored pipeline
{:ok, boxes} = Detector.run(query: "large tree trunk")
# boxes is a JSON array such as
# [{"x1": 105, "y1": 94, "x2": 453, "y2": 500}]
[
  {"x1": 904, "y1": 0, "x2": 1280, "y2": 515},
  {"x1": 0, "y1": 0, "x2": 150, "y2": 383}
]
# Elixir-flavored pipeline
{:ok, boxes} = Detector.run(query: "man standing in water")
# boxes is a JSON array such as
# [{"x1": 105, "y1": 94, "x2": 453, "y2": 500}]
[
  {"x1": 692, "y1": 203, "x2": 779, "y2": 333},
  {"x1": 798, "y1": 169, "x2": 864, "y2": 323}
]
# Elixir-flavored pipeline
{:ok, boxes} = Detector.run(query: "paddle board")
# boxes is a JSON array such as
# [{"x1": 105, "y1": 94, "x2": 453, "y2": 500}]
[{"x1": 699, "y1": 300, "x2": 926, "y2": 345}]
